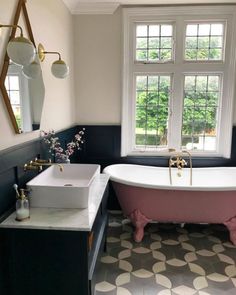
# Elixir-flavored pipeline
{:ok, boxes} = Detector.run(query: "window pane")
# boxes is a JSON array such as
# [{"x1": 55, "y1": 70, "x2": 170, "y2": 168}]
[
  {"x1": 148, "y1": 76, "x2": 159, "y2": 90},
  {"x1": 148, "y1": 49, "x2": 159, "y2": 61},
  {"x1": 209, "y1": 49, "x2": 222, "y2": 60},
  {"x1": 185, "y1": 37, "x2": 197, "y2": 49},
  {"x1": 149, "y1": 38, "x2": 159, "y2": 48},
  {"x1": 186, "y1": 24, "x2": 198, "y2": 36},
  {"x1": 198, "y1": 24, "x2": 210, "y2": 36},
  {"x1": 149, "y1": 25, "x2": 159, "y2": 36},
  {"x1": 135, "y1": 75, "x2": 171, "y2": 149},
  {"x1": 4, "y1": 77, "x2": 9, "y2": 90},
  {"x1": 9, "y1": 76, "x2": 19, "y2": 90},
  {"x1": 136, "y1": 23, "x2": 173, "y2": 62},
  {"x1": 185, "y1": 49, "x2": 197, "y2": 60},
  {"x1": 137, "y1": 25, "x2": 147, "y2": 37},
  {"x1": 161, "y1": 25, "x2": 172, "y2": 36},
  {"x1": 198, "y1": 37, "x2": 209, "y2": 48},
  {"x1": 210, "y1": 36, "x2": 222, "y2": 48},
  {"x1": 182, "y1": 75, "x2": 221, "y2": 151},
  {"x1": 136, "y1": 76, "x2": 147, "y2": 90},
  {"x1": 9, "y1": 91, "x2": 20, "y2": 104},
  {"x1": 185, "y1": 23, "x2": 224, "y2": 61},
  {"x1": 211, "y1": 24, "x2": 223, "y2": 35},
  {"x1": 136, "y1": 38, "x2": 147, "y2": 49},
  {"x1": 160, "y1": 49, "x2": 171, "y2": 60},
  {"x1": 136, "y1": 50, "x2": 147, "y2": 60}
]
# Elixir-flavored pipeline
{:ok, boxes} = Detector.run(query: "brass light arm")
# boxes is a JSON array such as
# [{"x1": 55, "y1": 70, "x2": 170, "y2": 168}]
[
  {"x1": 38, "y1": 43, "x2": 61, "y2": 62},
  {"x1": 0, "y1": 24, "x2": 24, "y2": 36},
  {"x1": 43, "y1": 51, "x2": 61, "y2": 60}
]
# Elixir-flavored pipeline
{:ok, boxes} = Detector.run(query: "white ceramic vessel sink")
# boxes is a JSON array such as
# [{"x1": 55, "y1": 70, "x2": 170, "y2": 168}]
[{"x1": 27, "y1": 164, "x2": 100, "y2": 209}]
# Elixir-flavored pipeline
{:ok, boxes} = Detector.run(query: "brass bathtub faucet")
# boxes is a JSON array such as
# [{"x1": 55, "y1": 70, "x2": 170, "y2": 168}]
[{"x1": 168, "y1": 149, "x2": 192, "y2": 185}]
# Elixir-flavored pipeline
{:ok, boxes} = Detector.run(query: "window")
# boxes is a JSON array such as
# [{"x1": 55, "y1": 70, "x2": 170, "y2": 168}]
[
  {"x1": 185, "y1": 23, "x2": 224, "y2": 61},
  {"x1": 182, "y1": 74, "x2": 220, "y2": 151},
  {"x1": 136, "y1": 24, "x2": 173, "y2": 62},
  {"x1": 122, "y1": 6, "x2": 236, "y2": 157},
  {"x1": 5, "y1": 74, "x2": 22, "y2": 130},
  {"x1": 5, "y1": 64, "x2": 32, "y2": 133},
  {"x1": 135, "y1": 75, "x2": 171, "y2": 149}
]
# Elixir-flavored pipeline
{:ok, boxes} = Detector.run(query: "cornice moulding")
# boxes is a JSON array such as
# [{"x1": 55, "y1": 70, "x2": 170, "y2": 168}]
[{"x1": 70, "y1": 3, "x2": 120, "y2": 14}]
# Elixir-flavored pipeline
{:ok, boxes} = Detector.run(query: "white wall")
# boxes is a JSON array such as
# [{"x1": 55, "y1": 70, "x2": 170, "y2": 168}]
[
  {"x1": 0, "y1": 0, "x2": 76, "y2": 151},
  {"x1": 74, "y1": 8, "x2": 236, "y2": 128},
  {"x1": 74, "y1": 8, "x2": 121, "y2": 125}
]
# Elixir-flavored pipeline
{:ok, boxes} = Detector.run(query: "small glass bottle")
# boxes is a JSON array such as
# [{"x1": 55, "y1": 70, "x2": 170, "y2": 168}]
[{"x1": 16, "y1": 189, "x2": 30, "y2": 221}]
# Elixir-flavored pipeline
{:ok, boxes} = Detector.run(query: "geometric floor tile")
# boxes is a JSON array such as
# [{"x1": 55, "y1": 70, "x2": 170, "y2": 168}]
[
  {"x1": 207, "y1": 273, "x2": 229, "y2": 282},
  {"x1": 156, "y1": 274, "x2": 172, "y2": 288},
  {"x1": 132, "y1": 268, "x2": 154, "y2": 278},
  {"x1": 115, "y1": 273, "x2": 131, "y2": 286},
  {"x1": 189, "y1": 263, "x2": 206, "y2": 276},
  {"x1": 153, "y1": 261, "x2": 166, "y2": 273},
  {"x1": 193, "y1": 276, "x2": 208, "y2": 290},
  {"x1": 95, "y1": 281, "x2": 116, "y2": 292},
  {"x1": 94, "y1": 212, "x2": 236, "y2": 295},
  {"x1": 166, "y1": 258, "x2": 187, "y2": 267},
  {"x1": 185, "y1": 252, "x2": 198, "y2": 262},
  {"x1": 172, "y1": 285, "x2": 196, "y2": 295},
  {"x1": 225, "y1": 265, "x2": 236, "y2": 277}
]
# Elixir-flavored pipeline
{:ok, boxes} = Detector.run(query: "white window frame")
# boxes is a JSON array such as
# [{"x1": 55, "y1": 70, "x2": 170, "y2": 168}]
[{"x1": 122, "y1": 6, "x2": 236, "y2": 158}]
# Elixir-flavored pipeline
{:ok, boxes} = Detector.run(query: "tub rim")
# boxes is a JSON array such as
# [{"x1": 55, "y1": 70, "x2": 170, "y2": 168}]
[{"x1": 103, "y1": 164, "x2": 236, "y2": 191}]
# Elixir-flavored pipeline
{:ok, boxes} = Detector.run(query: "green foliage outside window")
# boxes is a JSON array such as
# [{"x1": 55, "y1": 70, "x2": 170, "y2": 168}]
[{"x1": 135, "y1": 75, "x2": 219, "y2": 147}]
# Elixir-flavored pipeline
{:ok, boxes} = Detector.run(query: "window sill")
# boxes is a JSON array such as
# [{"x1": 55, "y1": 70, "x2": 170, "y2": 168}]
[{"x1": 125, "y1": 150, "x2": 226, "y2": 158}]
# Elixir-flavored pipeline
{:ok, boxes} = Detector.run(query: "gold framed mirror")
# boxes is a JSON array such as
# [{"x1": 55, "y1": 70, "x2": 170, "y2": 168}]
[{"x1": 0, "y1": 0, "x2": 45, "y2": 134}]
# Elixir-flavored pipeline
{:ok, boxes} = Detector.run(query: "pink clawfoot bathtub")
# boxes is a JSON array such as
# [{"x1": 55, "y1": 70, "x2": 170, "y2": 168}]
[{"x1": 103, "y1": 164, "x2": 236, "y2": 244}]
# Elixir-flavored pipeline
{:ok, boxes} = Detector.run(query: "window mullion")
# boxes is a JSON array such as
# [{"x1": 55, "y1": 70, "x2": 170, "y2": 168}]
[
  {"x1": 168, "y1": 17, "x2": 185, "y2": 150},
  {"x1": 168, "y1": 71, "x2": 184, "y2": 150}
]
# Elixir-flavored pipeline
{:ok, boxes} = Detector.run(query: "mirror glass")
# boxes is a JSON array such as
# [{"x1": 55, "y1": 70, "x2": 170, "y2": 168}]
[
  {"x1": 0, "y1": 0, "x2": 45, "y2": 134},
  {"x1": 4, "y1": 61, "x2": 45, "y2": 133}
]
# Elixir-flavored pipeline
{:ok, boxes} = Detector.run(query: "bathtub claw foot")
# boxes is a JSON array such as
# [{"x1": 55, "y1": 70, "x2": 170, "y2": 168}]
[
  {"x1": 224, "y1": 216, "x2": 236, "y2": 246},
  {"x1": 129, "y1": 209, "x2": 151, "y2": 242}
]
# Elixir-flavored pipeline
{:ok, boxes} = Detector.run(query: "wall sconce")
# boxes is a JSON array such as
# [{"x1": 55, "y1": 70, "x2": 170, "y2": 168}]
[
  {"x1": 0, "y1": 25, "x2": 68, "y2": 79},
  {"x1": 22, "y1": 57, "x2": 41, "y2": 79},
  {"x1": 0, "y1": 24, "x2": 35, "y2": 66},
  {"x1": 38, "y1": 43, "x2": 69, "y2": 79}
]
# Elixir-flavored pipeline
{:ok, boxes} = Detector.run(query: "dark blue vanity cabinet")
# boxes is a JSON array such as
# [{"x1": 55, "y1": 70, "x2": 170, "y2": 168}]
[{"x1": 0, "y1": 184, "x2": 109, "y2": 295}]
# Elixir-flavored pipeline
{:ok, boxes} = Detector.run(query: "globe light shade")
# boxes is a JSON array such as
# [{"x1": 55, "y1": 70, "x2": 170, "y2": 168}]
[
  {"x1": 22, "y1": 60, "x2": 41, "y2": 79},
  {"x1": 51, "y1": 59, "x2": 69, "y2": 79},
  {"x1": 7, "y1": 36, "x2": 36, "y2": 66}
]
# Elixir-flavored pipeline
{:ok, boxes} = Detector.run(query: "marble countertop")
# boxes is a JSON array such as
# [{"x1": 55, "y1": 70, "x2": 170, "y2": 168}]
[{"x1": 0, "y1": 174, "x2": 109, "y2": 232}]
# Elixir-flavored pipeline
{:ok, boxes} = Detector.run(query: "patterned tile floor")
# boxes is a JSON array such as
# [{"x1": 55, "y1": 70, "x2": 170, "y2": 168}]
[{"x1": 94, "y1": 211, "x2": 236, "y2": 295}]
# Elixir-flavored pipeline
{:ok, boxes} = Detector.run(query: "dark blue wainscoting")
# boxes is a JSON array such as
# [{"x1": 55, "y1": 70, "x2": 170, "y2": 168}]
[
  {"x1": 1, "y1": 124, "x2": 236, "y2": 218},
  {"x1": 78, "y1": 125, "x2": 236, "y2": 168}
]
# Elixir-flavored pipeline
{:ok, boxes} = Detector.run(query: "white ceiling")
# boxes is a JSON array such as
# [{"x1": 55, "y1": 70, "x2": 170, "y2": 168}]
[{"x1": 62, "y1": 0, "x2": 236, "y2": 14}]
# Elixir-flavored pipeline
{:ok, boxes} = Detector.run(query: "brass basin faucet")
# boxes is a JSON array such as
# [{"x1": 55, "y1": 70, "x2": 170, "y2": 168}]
[{"x1": 24, "y1": 158, "x2": 64, "y2": 172}]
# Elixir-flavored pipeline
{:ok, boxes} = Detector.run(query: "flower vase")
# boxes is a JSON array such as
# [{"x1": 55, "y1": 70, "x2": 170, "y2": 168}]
[
  {"x1": 56, "y1": 156, "x2": 70, "y2": 164},
  {"x1": 65, "y1": 156, "x2": 70, "y2": 164}
]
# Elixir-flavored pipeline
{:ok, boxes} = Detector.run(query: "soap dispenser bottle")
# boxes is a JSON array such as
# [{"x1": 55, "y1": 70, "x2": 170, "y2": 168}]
[{"x1": 15, "y1": 188, "x2": 30, "y2": 221}]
